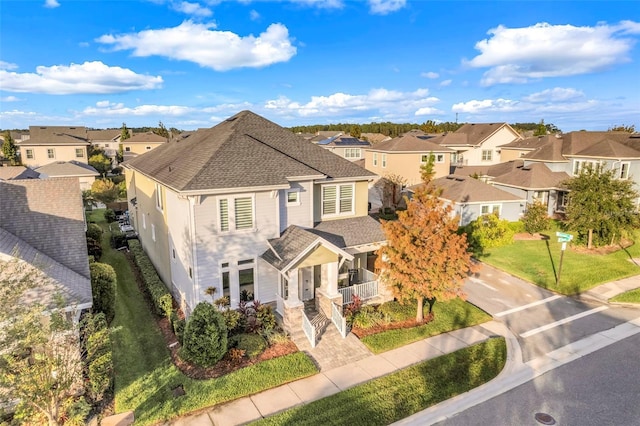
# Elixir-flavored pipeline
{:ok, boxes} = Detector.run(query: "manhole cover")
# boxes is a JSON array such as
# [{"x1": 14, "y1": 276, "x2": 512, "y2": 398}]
[{"x1": 535, "y1": 412, "x2": 556, "y2": 425}]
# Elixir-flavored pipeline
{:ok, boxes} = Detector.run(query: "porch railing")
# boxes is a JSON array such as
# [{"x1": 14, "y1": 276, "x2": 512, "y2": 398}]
[
  {"x1": 302, "y1": 312, "x2": 316, "y2": 348},
  {"x1": 275, "y1": 294, "x2": 284, "y2": 316},
  {"x1": 331, "y1": 302, "x2": 349, "y2": 338},
  {"x1": 339, "y1": 280, "x2": 379, "y2": 305}
]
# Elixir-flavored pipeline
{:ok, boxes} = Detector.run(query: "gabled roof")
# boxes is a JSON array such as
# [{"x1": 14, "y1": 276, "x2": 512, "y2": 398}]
[
  {"x1": 0, "y1": 166, "x2": 40, "y2": 180},
  {"x1": 492, "y1": 163, "x2": 570, "y2": 190},
  {"x1": 0, "y1": 178, "x2": 90, "y2": 278},
  {"x1": 523, "y1": 137, "x2": 566, "y2": 162},
  {"x1": 35, "y1": 161, "x2": 100, "y2": 178},
  {"x1": 320, "y1": 136, "x2": 371, "y2": 147},
  {"x1": 570, "y1": 138, "x2": 640, "y2": 159},
  {"x1": 125, "y1": 111, "x2": 376, "y2": 192},
  {"x1": 524, "y1": 132, "x2": 640, "y2": 162},
  {"x1": 0, "y1": 227, "x2": 92, "y2": 309},
  {"x1": 87, "y1": 129, "x2": 121, "y2": 141},
  {"x1": 123, "y1": 132, "x2": 168, "y2": 144},
  {"x1": 369, "y1": 132, "x2": 453, "y2": 153},
  {"x1": 361, "y1": 133, "x2": 392, "y2": 144},
  {"x1": 501, "y1": 135, "x2": 553, "y2": 150},
  {"x1": 453, "y1": 160, "x2": 524, "y2": 179},
  {"x1": 19, "y1": 126, "x2": 88, "y2": 146},
  {"x1": 409, "y1": 175, "x2": 524, "y2": 203},
  {"x1": 309, "y1": 215, "x2": 386, "y2": 248},
  {"x1": 440, "y1": 123, "x2": 520, "y2": 147}
]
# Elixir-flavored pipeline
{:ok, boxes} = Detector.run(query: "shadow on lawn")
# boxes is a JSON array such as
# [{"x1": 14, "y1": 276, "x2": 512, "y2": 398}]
[{"x1": 541, "y1": 234, "x2": 557, "y2": 283}]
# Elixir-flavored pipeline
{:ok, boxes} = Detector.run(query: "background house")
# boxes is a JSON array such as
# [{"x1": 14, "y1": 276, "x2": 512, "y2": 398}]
[
  {"x1": 35, "y1": 161, "x2": 100, "y2": 191},
  {"x1": 17, "y1": 126, "x2": 89, "y2": 168},
  {"x1": 439, "y1": 123, "x2": 522, "y2": 167},
  {"x1": 121, "y1": 132, "x2": 167, "y2": 161},
  {"x1": 315, "y1": 135, "x2": 371, "y2": 162},
  {"x1": 87, "y1": 129, "x2": 122, "y2": 162}
]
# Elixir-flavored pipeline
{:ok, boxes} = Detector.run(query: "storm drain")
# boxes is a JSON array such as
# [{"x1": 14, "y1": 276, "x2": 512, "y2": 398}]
[{"x1": 534, "y1": 412, "x2": 556, "y2": 425}]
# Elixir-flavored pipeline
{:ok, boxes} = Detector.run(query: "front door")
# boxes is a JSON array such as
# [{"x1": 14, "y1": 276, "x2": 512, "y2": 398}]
[{"x1": 300, "y1": 267, "x2": 314, "y2": 301}]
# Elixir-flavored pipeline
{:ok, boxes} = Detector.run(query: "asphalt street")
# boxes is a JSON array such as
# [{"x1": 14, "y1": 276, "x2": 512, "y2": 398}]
[{"x1": 436, "y1": 333, "x2": 640, "y2": 426}]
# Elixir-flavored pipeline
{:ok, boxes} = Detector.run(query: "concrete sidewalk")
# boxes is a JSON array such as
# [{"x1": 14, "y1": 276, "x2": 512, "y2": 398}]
[
  {"x1": 167, "y1": 276, "x2": 640, "y2": 426},
  {"x1": 169, "y1": 322, "x2": 501, "y2": 426}
]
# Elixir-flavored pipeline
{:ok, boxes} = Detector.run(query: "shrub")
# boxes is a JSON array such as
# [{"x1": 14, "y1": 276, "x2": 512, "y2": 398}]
[
  {"x1": 129, "y1": 240, "x2": 173, "y2": 318},
  {"x1": 86, "y1": 223, "x2": 103, "y2": 242},
  {"x1": 508, "y1": 220, "x2": 526, "y2": 234},
  {"x1": 377, "y1": 301, "x2": 413, "y2": 322},
  {"x1": 104, "y1": 208, "x2": 116, "y2": 223},
  {"x1": 110, "y1": 229, "x2": 127, "y2": 249},
  {"x1": 256, "y1": 303, "x2": 277, "y2": 333},
  {"x1": 81, "y1": 313, "x2": 113, "y2": 403},
  {"x1": 232, "y1": 333, "x2": 267, "y2": 359},
  {"x1": 88, "y1": 352, "x2": 113, "y2": 401},
  {"x1": 180, "y1": 302, "x2": 228, "y2": 367},
  {"x1": 220, "y1": 308, "x2": 243, "y2": 334},
  {"x1": 227, "y1": 348, "x2": 246, "y2": 365},
  {"x1": 351, "y1": 305, "x2": 384, "y2": 329},
  {"x1": 170, "y1": 312, "x2": 186, "y2": 344},
  {"x1": 522, "y1": 201, "x2": 550, "y2": 234},
  {"x1": 89, "y1": 262, "x2": 116, "y2": 323},
  {"x1": 86, "y1": 237, "x2": 102, "y2": 261},
  {"x1": 466, "y1": 214, "x2": 515, "y2": 254}
]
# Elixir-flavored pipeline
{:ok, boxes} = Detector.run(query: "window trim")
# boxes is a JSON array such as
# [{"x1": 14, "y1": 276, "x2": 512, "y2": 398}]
[
  {"x1": 285, "y1": 189, "x2": 300, "y2": 206},
  {"x1": 372, "y1": 152, "x2": 378, "y2": 167},
  {"x1": 47, "y1": 148, "x2": 56, "y2": 159},
  {"x1": 124, "y1": 146, "x2": 131, "y2": 152},
  {"x1": 480, "y1": 204, "x2": 501, "y2": 216},
  {"x1": 421, "y1": 153, "x2": 445, "y2": 164},
  {"x1": 238, "y1": 258, "x2": 256, "y2": 302},
  {"x1": 481, "y1": 150, "x2": 493, "y2": 162},
  {"x1": 25, "y1": 149, "x2": 34, "y2": 159},
  {"x1": 344, "y1": 148, "x2": 362, "y2": 159},
  {"x1": 155, "y1": 183, "x2": 164, "y2": 212},
  {"x1": 573, "y1": 159, "x2": 602, "y2": 176},
  {"x1": 614, "y1": 161, "x2": 631, "y2": 180},
  {"x1": 221, "y1": 261, "x2": 230, "y2": 300},
  {"x1": 142, "y1": 213, "x2": 146, "y2": 229},
  {"x1": 75, "y1": 148, "x2": 84, "y2": 158},
  {"x1": 151, "y1": 223, "x2": 156, "y2": 242},
  {"x1": 381, "y1": 153, "x2": 387, "y2": 168},
  {"x1": 217, "y1": 194, "x2": 256, "y2": 233},
  {"x1": 321, "y1": 183, "x2": 355, "y2": 218}
]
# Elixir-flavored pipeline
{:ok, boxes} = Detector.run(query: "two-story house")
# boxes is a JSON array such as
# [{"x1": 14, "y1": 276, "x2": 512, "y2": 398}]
[
  {"x1": 17, "y1": 126, "x2": 89, "y2": 168},
  {"x1": 364, "y1": 130, "x2": 454, "y2": 186},
  {"x1": 124, "y1": 111, "x2": 388, "y2": 338},
  {"x1": 316, "y1": 135, "x2": 371, "y2": 162},
  {"x1": 439, "y1": 123, "x2": 522, "y2": 167},
  {"x1": 121, "y1": 132, "x2": 168, "y2": 161},
  {"x1": 87, "y1": 129, "x2": 122, "y2": 162}
]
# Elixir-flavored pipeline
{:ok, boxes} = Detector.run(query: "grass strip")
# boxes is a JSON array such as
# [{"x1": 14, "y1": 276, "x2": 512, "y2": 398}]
[
  {"x1": 610, "y1": 288, "x2": 640, "y2": 303},
  {"x1": 88, "y1": 209, "x2": 318, "y2": 425},
  {"x1": 254, "y1": 337, "x2": 506, "y2": 426},
  {"x1": 361, "y1": 298, "x2": 491, "y2": 354}
]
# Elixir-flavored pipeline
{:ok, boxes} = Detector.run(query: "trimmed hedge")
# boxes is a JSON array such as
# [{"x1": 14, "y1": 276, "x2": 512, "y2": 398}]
[
  {"x1": 128, "y1": 240, "x2": 173, "y2": 318},
  {"x1": 90, "y1": 262, "x2": 116, "y2": 323}
]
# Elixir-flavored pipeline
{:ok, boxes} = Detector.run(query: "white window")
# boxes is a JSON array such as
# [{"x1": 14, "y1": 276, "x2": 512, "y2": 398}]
[
  {"x1": 614, "y1": 162, "x2": 630, "y2": 180},
  {"x1": 286, "y1": 189, "x2": 300, "y2": 206},
  {"x1": 322, "y1": 184, "x2": 354, "y2": 217},
  {"x1": 373, "y1": 153, "x2": 378, "y2": 167},
  {"x1": 155, "y1": 183, "x2": 163, "y2": 211},
  {"x1": 238, "y1": 259, "x2": 255, "y2": 302},
  {"x1": 47, "y1": 148, "x2": 55, "y2": 159},
  {"x1": 75, "y1": 148, "x2": 84, "y2": 158},
  {"x1": 219, "y1": 196, "x2": 254, "y2": 232},
  {"x1": 421, "y1": 153, "x2": 445, "y2": 164},
  {"x1": 151, "y1": 223, "x2": 156, "y2": 242},
  {"x1": 480, "y1": 204, "x2": 501, "y2": 216},
  {"x1": 533, "y1": 191, "x2": 548, "y2": 204},
  {"x1": 344, "y1": 148, "x2": 362, "y2": 159},
  {"x1": 382, "y1": 154, "x2": 387, "y2": 168},
  {"x1": 221, "y1": 262, "x2": 230, "y2": 299},
  {"x1": 556, "y1": 191, "x2": 569, "y2": 212},
  {"x1": 573, "y1": 159, "x2": 601, "y2": 176},
  {"x1": 142, "y1": 213, "x2": 146, "y2": 229},
  {"x1": 481, "y1": 150, "x2": 492, "y2": 161},
  {"x1": 25, "y1": 149, "x2": 34, "y2": 159}
]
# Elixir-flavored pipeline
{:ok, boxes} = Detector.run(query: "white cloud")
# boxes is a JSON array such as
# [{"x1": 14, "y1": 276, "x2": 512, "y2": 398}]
[
  {"x1": 171, "y1": 1, "x2": 213, "y2": 17},
  {"x1": 97, "y1": 21, "x2": 297, "y2": 71},
  {"x1": 415, "y1": 107, "x2": 441, "y2": 116},
  {"x1": 264, "y1": 87, "x2": 441, "y2": 118},
  {"x1": 250, "y1": 9, "x2": 260, "y2": 21},
  {"x1": 467, "y1": 21, "x2": 640, "y2": 85},
  {"x1": 82, "y1": 101, "x2": 192, "y2": 117},
  {"x1": 287, "y1": 0, "x2": 344, "y2": 9},
  {"x1": 0, "y1": 61, "x2": 18, "y2": 70},
  {"x1": 368, "y1": 0, "x2": 406, "y2": 15},
  {"x1": 0, "y1": 61, "x2": 163, "y2": 94},
  {"x1": 0, "y1": 96, "x2": 21, "y2": 102},
  {"x1": 523, "y1": 87, "x2": 586, "y2": 103},
  {"x1": 439, "y1": 79, "x2": 452, "y2": 87},
  {"x1": 44, "y1": 0, "x2": 60, "y2": 8},
  {"x1": 421, "y1": 71, "x2": 439, "y2": 79},
  {"x1": 452, "y1": 99, "x2": 523, "y2": 113}
]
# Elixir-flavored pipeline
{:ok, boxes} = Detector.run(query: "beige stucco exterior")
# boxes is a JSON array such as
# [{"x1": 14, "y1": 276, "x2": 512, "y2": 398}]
[
  {"x1": 446, "y1": 125, "x2": 520, "y2": 166},
  {"x1": 500, "y1": 148, "x2": 530, "y2": 162},
  {"x1": 321, "y1": 146, "x2": 365, "y2": 161},
  {"x1": 122, "y1": 141, "x2": 166, "y2": 158},
  {"x1": 19, "y1": 144, "x2": 88, "y2": 168},
  {"x1": 364, "y1": 150, "x2": 451, "y2": 186}
]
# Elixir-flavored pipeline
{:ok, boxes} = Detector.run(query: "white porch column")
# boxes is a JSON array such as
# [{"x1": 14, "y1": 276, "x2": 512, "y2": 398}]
[
  {"x1": 285, "y1": 267, "x2": 303, "y2": 307},
  {"x1": 325, "y1": 260, "x2": 339, "y2": 297}
]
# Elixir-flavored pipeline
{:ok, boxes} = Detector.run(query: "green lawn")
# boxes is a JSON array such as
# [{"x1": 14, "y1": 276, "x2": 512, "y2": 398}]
[
  {"x1": 253, "y1": 337, "x2": 506, "y2": 426},
  {"x1": 479, "y1": 231, "x2": 640, "y2": 295},
  {"x1": 360, "y1": 299, "x2": 492, "y2": 354},
  {"x1": 610, "y1": 288, "x2": 640, "y2": 303},
  {"x1": 88, "y1": 209, "x2": 318, "y2": 425}
]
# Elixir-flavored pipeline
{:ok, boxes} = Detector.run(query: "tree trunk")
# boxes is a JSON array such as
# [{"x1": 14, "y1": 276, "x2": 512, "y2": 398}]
[
  {"x1": 427, "y1": 297, "x2": 436, "y2": 315},
  {"x1": 588, "y1": 229, "x2": 593, "y2": 249},
  {"x1": 416, "y1": 297, "x2": 424, "y2": 322}
]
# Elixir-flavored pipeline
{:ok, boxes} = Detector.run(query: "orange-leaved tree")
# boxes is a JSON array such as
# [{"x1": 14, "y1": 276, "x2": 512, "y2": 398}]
[{"x1": 376, "y1": 158, "x2": 477, "y2": 322}]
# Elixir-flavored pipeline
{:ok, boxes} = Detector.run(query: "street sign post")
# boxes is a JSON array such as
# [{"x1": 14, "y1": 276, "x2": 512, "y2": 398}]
[{"x1": 555, "y1": 232, "x2": 573, "y2": 286}]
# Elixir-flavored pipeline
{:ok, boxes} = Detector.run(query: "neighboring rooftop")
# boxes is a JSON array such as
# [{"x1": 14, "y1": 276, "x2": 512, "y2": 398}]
[
  {"x1": 19, "y1": 126, "x2": 89, "y2": 146},
  {"x1": 35, "y1": 161, "x2": 100, "y2": 177},
  {"x1": 439, "y1": 123, "x2": 519, "y2": 147},
  {"x1": 409, "y1": 175, "x2": 525, "y2": 203},
  {"x1": 524, "y1": 131, "x2": 640, "y2": 162},
  {"x1": 369, "y1": 132, "x2": 452, "y2": 152},
  {"x1": 123, "y1": 131, "x2": 168, "y2": 143},
  {"x1": 492, "y1": 163, "x2": 571, "y2": 190},
  {"x1": 0, "y1": 165, "x2": 40, "y2": 180},
  {"x1": 125, "y1": 111, "x2": 376, "y2": 192},
  {"x1": 87, "y1": 129, "x2": 122, "y2": 141}
]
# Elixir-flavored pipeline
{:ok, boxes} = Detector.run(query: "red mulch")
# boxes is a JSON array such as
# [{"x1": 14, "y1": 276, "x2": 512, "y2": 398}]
[
  {"x1": 351, "y1": 313, "x2": 434, "y2": 338},
  {"x1": 124, "y1": 251, "x2": 298, "y2": 381}
]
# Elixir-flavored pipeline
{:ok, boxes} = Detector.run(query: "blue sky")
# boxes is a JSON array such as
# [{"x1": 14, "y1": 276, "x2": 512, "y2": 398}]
[{"x1": 1, "y1": 0, "x2": 639, "y2": 132}]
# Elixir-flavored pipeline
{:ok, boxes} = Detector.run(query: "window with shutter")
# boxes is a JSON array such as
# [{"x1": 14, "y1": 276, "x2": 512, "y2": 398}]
[
  {"x1": 339, "y1": 185, "x2": 353, "y2": 213},
  {"x1": 235, "y1": 197, "x2": 253, "y2": 229},
  {"x1": 219, "y1": 199, "x2": 229, "y2": 231},
  {"x1": 322, "y1": 186, "x2": 337, "y2": 215}
]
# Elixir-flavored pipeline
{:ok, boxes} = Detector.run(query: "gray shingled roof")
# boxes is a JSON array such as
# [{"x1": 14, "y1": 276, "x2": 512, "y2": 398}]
[
  {"x1": 0, "y1": 166, "x2": 40, "y2": 180},
  {"x1": 309, "y1": 215, "x2": 386, "y2": 248},
  {"x1": 440, "y1": 123, "x2": 517, "y2": 147},
  {"x1": 369, "y1": 132, "x2": 453, "y2": 153},
  {"x1": 261, "y1": 226, "x2": 321, "y2": 270},
  {"x1": 19, "y1": 126, "x2": 89, "y2": 146},
  {"x1": 501, "y1": 135, "x2": 553, "y2": 150},
  {"x1": 492, "y1": 163, "x2": 570, "y2": 190},
  {"x1": 124, "y1": 132, "x2": 168, "y2": 143},
  {"x1": 453, "y1": 160, "x2": 524, "y2": 179},
  {"x1": 571, "y1": 139, "x2": 640, "y2": 159},
  {"x1": 410, "y1": 175, "x2": 525, "y2": 203},
  {"x1": 35, "y1": 161, "x2": 100, "y2": 177},
  {"x1": 125, "y1": 111, "x2": 376, "y2": 192},
  {"x1": 0, "y1": 227, "x2": 92, "y2": 308},
  {"x1": 87, "y1": 129, "x2": 121, "y2": 141},
  {"x1": 525, "y1": 132, "x2": 640, "y2": 162}
]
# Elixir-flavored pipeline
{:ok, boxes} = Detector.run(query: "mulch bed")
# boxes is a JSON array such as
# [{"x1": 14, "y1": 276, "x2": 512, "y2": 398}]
[
  {"x1": 124, "y1": 250, "x2": 298, "y2": 381},
  {"x1": 351, "y1": 313, "x2": 434, "y2": 338}
]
